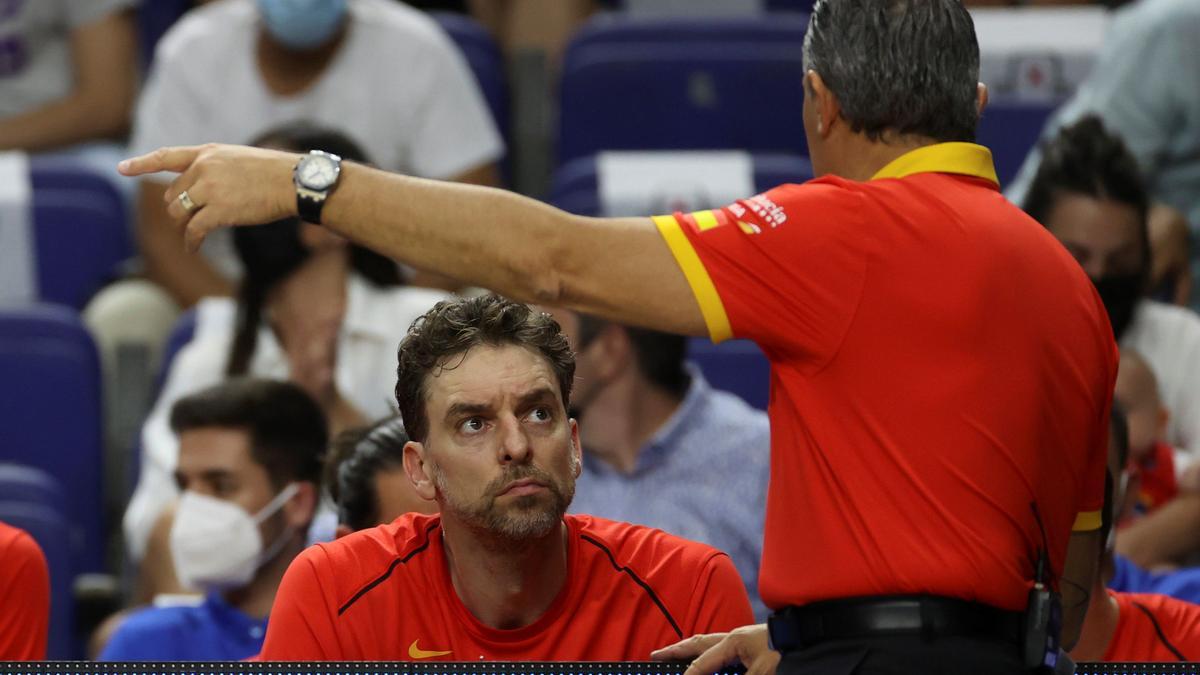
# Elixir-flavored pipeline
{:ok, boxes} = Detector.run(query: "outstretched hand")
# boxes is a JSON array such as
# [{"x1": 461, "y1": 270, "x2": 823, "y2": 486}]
[
  {"x1": 651, "y1": 625, "x2": 779, "y2": 675},
  {"x1": 118, "y1": 144, "x2": 301, "y2": 251}
]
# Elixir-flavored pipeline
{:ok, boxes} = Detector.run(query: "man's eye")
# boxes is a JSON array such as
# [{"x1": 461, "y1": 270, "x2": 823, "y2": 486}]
[
  {"x1": 527, "y1": 407, "x2": 552, "y2": 422},
  {"x1": 460, "y1": 417, "x2": 486, "y2": 434}
]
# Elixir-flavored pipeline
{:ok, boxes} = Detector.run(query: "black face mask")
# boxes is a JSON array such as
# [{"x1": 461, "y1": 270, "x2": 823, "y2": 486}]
[{"x1": 1092, "y1": 273, "x2": 1143, "y2": 340}]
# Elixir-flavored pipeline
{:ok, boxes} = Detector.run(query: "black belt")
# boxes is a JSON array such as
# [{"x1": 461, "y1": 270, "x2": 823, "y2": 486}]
[{"x1": 768, "y1": 595, "x2": 1025, "y2": 653}]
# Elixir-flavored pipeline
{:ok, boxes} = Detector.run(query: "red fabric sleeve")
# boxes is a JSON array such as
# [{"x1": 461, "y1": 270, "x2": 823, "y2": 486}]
[
  {"x1": 1076, "y1": 340, "x2": 1118, "y2": 531},
  {"x1": 0, "y1": 526, "x2": 49, "y2": 660},
  {"x1": 258, "y1": 546, "x2": 345, "y2": 659},
  {"x1": 656, "y1": 180, "x2": 869, "y2": 369},
  {"x1": 681, "y1": 552, "x2": 756, "y2": 638}
]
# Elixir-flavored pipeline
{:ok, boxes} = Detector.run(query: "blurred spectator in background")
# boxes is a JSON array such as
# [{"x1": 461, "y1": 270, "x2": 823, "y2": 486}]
[
  {"x1": 1114, "y1": 349, "x2": 1176, "y2": 525},
  {"x1": 0, "y1": 521, "x2": 49, "y2": 660},
  {"x1": 127, "y1": 0, "x2": 501, "y2": 310},
  {"x1": 554, "y1": 311, "x2": 771, "y2": 619},
  {"x1": 1009, "y1": 0, "x2": 1200, "y2": 306},
  {"x1": 1070, "y1": 405, "x2": 1200, "y2": 663},
  {"x1": 1025, "y1": 116, "x2": 1200, "y2": 470},
  {"x1": 100, "y1": 378, "x2": 326, "y2": 661},
  {"x1": 0, "y1": 0, "x2": 137, "y2": 152},
  {"x1": 326, "y1": 416, "x2": 437, "y2": 538},
  {"x1": 122, "y1": 126, "x2": 448, "y2": 567}
]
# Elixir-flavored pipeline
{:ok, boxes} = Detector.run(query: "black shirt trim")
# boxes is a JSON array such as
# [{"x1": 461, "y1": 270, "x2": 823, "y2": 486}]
[
  {"x1": 580, "y1": 533, "x2": 684, "y2": 639},
  {"x1": 337, "y1": 521, "x2": 440, "y2": 616}
]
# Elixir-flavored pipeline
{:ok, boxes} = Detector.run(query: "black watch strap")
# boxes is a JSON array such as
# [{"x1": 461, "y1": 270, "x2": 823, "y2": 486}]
[{"x1": 297, "y1": 192, "x2": 325, "y2": 224}]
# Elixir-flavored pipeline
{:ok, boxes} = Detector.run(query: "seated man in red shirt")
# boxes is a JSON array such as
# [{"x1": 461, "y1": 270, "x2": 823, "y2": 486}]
[
  {"x1": 258, "y1": 295, "x2": 753, "y2": 659},
  {"x1": 1070, "y1": 405, "x2": 1200, "y2": 662}
]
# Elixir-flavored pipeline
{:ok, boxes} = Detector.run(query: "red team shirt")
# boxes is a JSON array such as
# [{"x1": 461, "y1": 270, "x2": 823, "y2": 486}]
[
  {"x1": 0, "y1": 522, "x2": 50, "y2": 660},
  {"x1": 259, "y1": 513, "x2": 752, "y2": 659},
  {"x1": 1105, "y1": 591, "x2": 1200, "y2": 661},
  {"x1": 654, "y1": 143, "x2": 1117, "y2": 612}
]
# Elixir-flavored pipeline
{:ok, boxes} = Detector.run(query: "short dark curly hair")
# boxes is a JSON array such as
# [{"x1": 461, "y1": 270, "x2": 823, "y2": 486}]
[{"x1": 395, "y1": 295, "x2": 575, "y2": 443}]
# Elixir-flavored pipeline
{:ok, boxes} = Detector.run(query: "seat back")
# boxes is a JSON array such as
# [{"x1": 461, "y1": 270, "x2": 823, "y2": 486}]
[
  {"x1": 975, "y1": 100, "x2": 1058, "y2": 189},
  {"x1": 30, "y1": 161, "x2": 132, "y2": 309},
  {"x1": 0, "y1": 305, "x2": 105, "y2": 573},
  {"x1": 687, "y1": 338, "x2": 770, "y2": 410},
  {"x1": 559, "y1": 14, "x2": 809, "y2": 164}
]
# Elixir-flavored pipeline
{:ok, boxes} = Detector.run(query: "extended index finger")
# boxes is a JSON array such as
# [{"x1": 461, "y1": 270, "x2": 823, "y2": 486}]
[{"x1": 118, "y1": 145, "x2": 205, "y2": 177}]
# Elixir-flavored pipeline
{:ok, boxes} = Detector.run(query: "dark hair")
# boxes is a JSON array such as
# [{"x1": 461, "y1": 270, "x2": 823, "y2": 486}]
[
  {"x1": 395, "y1": 295, "x2": 575, "y2": 443},
  {"x1": 803, "y1": 0, "x2": 981, "y2": 143},
  {"x1": 577, "y1": 316, "x2": 689, "y2": 398},
  {"x1": 169, "y1": 378, "x2": 327, "y2": 490},
  {"x1": 1024, "y1": 116, "x2": 1150, "y2": 230},
  {"x1": 226, "y1": 123, "x2": 402, "y2": 375},
  {"x1": 326, "y1": 416, "x2": 409, "y2": 531}
]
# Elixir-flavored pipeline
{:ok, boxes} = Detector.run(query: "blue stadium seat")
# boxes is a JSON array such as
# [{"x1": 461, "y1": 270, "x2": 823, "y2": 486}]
[
  {"x1": 30, "y1": 160, "x2": 132, "y2": 309},
  {"x1": 0, "y1": 463, "x2": 69, "y2": 515},
  {"x1": 559, "y1": 14, "x2": 809, "y2": 164},
  {"x1": 0, "y1": 504, "x2": 77, "y2": 659},
  {"x1": 550, "y1": 152, "x2": 812, "y2": 216},
  {"x1": 0, "y1": 305, "x2": 105, "y2": 573},
  {"x1": 975, "y1": 100, "x2": 1058, "y2": 189},
  {"x1": 687, "y1": 338, "x2": 770, "y2": 410},
  {"x1": 431, "y1": 12, "x2": 510, "y2": 143}
]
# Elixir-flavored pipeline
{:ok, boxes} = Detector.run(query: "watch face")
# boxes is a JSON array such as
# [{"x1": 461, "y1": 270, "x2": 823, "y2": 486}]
[{"x1": 298, "y1": 153, "x2": 340, "y2": 191}]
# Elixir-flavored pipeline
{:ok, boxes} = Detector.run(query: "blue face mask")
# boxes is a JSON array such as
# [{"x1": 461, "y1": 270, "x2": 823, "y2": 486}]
[{"x1": 257, "y1": 0, "x2": 348, "y2": 51}]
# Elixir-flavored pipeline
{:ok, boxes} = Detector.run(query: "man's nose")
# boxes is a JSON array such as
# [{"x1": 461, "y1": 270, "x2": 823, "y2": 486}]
[{"x1": 497, "y1": 415, "x2": 532, "y2": 464}]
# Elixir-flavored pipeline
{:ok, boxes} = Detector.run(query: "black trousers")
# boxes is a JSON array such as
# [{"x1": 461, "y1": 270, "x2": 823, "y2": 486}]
[{"x1": 775, "y1": 634, "x2": 1034, "y2": 675}]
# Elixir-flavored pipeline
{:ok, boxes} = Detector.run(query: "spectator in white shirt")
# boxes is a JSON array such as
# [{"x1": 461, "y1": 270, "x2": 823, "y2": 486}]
[{"x1": 130, "y1": 0, "x2": 503, "y2": 306}]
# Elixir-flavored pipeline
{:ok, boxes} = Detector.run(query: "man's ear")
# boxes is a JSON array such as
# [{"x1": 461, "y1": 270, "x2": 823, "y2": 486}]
[
  {"x1": 569, "y1": 418, "x2": 583, "y2": 479},
  {"x1": 404, "y1": 440, "x2": 437, "y2": 501},
  {"x1": 283, "y1": 482, "x2": 318, "y2": 529},
  {"x1": 807, "y1": 70, "x2": 840, "y2": 139},
  {"x1": 976, "y1": 82, "x2": 989, "y2": 118}
]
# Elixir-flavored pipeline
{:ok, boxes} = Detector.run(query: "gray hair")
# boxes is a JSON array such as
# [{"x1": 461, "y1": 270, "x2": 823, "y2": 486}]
[{"x1": 802, "y1": 0, "x2": 981, "y2": 143}]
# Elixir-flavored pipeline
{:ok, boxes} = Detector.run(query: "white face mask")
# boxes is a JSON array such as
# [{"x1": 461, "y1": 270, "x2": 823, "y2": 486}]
[{"x1": 170, "y1": 483, "x2": 301, "y2": 591}]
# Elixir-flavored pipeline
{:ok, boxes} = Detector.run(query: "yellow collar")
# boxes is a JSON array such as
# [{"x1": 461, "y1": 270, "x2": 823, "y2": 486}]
[{"x1": 870, "y1": 142, "x2": 999, "y2": 186}]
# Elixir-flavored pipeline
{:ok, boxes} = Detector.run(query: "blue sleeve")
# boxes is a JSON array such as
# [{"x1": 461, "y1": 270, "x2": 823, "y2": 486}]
[{"x1": 1108, "y1": 554, "x2": 1155, "y2": 594}]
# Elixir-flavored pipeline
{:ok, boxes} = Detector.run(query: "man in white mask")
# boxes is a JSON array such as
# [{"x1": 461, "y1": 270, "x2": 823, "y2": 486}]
[{"x1": 100, "y1": 378, "x2": 326, "y2": 661}]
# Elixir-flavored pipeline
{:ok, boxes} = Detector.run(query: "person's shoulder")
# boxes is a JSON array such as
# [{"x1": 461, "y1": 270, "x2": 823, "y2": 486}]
[
  {"x1": 572, "y1": 514, "x2": 728, "y2": 573},
  {"x1": 297, "y1": 514, "x2": 443, "y2": 599},
  {"x1": 695, "y1": 381, "x2": 769, "y2": 432},
  {"x1": 1136, "y1": 301, "x2": 1200, "y2": 334},
  {"x1": 101, "y1": 600, "x2": 208, "y2": 659},
  {"x1": 1126, "y1": 591, "x2": 1200, "y2": 624},
  {"x1": 153, "y1": 0, "x2": 255, "y2": 64},
  {"x1": 0, "y1": 522, "x2": 41, "y2": 560}
]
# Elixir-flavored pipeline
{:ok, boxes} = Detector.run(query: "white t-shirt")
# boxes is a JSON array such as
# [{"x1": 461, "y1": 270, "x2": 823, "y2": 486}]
[
  {"x1": 0, "y1": 0, "x2": 139, "y2": 118},
  {"x1": 130, "y1": 0, "x2": 504, "y2": 277},
  {"x1": 122, "y1": 276, "x2": 449, "y2": 560},
  {"x1": 1123, "y1": 300, "x2": 1200, "y2": 470}
]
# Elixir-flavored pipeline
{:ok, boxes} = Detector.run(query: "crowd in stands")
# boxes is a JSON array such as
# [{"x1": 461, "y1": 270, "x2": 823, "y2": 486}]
[{"x1": 1, "y1": 0, "x2": 1200, "y2": 664}]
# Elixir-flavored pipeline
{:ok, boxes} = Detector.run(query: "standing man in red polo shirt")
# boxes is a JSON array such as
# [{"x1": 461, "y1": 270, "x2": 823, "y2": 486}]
[{"x1": 119, "y1": 0, "x2": 1116, "y2": 672}]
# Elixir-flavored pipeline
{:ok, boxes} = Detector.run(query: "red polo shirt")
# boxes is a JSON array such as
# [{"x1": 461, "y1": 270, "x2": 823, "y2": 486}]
[
  {"x1": 259, "y1": 513, "x2": 752, "y2": 659},
  {"x1": 0, "y1": 522, "x2": 50, "y2": 660},
  {"x1": 1106, "y1": 591, "x2": 1200, "y2": 661},
  {"x1": 654, "y1": 143, "x2": 1116, "y2": 612}
]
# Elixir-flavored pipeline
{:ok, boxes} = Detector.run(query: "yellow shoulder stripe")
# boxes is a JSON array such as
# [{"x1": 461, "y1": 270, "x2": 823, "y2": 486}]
[
  {"x1": 1072, "y1": 510, "x2": 1102, "y2": 532},
  {"x1": 652, "y1": 215, "x2": 733, "y2": 343}
]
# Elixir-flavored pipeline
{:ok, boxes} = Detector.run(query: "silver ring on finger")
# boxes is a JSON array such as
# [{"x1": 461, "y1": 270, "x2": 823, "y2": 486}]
[{"x1": 178, "y1": 190, "x2": 199, "y2": 214}]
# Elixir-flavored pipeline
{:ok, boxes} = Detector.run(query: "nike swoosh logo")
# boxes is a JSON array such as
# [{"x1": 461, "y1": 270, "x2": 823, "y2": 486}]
[{"x1": 408, "y1": 639, "x2": 452, "y2": 659}]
